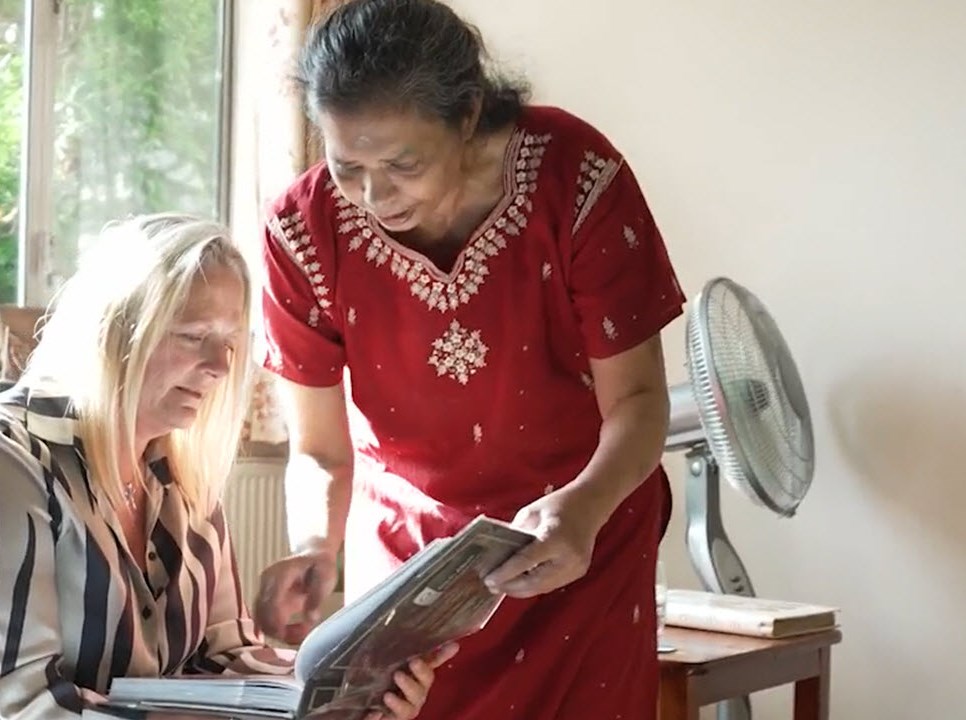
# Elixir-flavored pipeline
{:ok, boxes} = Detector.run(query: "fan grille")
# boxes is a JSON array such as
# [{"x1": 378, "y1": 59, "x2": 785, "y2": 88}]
[{"x1": 686, "y1": 278, "x2": 814, "y2": 516}]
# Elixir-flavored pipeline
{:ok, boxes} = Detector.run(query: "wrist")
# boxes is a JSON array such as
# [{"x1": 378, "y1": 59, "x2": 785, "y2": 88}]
[
  {"x1": 560, "y1": 478, "x2": 618, "y2": 535},
  {"x1": 294, "y1": 535, "x2": 341, "y2": 559}
]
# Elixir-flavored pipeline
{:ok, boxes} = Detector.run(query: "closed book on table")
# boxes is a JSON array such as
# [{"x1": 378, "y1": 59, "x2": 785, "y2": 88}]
[{"x1": 665, "y1": 589, "x2": 838, "y2": 639}]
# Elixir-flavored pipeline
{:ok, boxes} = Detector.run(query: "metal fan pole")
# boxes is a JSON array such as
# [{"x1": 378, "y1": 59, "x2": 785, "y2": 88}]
[{"x1": 684, "y1": 447, "x2": 754, "y2": 720}]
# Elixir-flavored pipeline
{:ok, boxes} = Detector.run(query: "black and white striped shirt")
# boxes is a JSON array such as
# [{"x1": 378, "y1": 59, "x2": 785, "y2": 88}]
[{"x1": 0, "y1": 385, "x2": 288, "y2": 720}]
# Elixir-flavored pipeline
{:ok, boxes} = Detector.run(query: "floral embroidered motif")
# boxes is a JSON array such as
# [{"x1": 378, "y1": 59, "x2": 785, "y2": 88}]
[
  {"x1": 347, "y1": 307, "x2": 357, "y2": 326},
  {"x1": 602, "y1": 317, "x2": 618, "y2": 341},
  {"x1": 542, "y1": 262, "x2": 552, "y2": 280},
  {"x1": 428, "y1": 320, "x2": 488, "y2": 385},
  {"x1": 323, "y1": 178, "x2": 373, "y2": 253},
  {"x1": 267, "y1": 210, "x2": 331, "y2": 311},
  {"x1": 308, "y1": 305, "x2": 320, "y2": 328},
  {"x1": 473, "y1": 424, "x2": 483, "y2": 444},
  {"x1": 344, "y1": 131, "x2": 552, "y2": 313},
  {"x1": 573, "y1": 150, "x2": 622, "y2": 235},
  {"x1": 580, "y1": 372, "x2": 595, "y2": 390},
  {"x1": 623, "y1": 225, "x2": 639, "y2": 249}
]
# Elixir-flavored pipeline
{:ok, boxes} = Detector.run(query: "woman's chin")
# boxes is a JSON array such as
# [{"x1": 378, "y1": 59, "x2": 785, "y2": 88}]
[{"x1": 165, "y1": 406, "x2": 201, "y2": 433}]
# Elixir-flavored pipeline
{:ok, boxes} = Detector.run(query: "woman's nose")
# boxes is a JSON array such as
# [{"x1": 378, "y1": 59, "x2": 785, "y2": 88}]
[
  {"x1": 362, "y1": 171, "x2": 394, "y2": 207},
  {"x1": 201, "y1": 339, "x2": 231, "y2": 377}
]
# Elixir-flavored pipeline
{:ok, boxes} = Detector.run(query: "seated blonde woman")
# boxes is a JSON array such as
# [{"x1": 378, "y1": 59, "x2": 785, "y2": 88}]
[{"x1": 0, "y1": 214, "x2": 452, "y2": 720}]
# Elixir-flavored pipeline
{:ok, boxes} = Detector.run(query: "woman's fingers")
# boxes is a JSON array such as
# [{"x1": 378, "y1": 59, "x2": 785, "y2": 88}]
[{"x1": 426, "y1": 641, "x2": 459, "y2": 669}]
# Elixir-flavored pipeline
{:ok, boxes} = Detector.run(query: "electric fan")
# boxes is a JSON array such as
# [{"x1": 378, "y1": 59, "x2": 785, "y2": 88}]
[{"x1": 664, "y1": 276, "x2": 815, "y2": 720}]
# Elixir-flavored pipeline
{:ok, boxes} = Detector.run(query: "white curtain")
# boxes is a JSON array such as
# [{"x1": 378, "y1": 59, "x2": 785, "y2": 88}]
[{"x1": 230, "y1": 1, "x2": 333, "y2": 452}]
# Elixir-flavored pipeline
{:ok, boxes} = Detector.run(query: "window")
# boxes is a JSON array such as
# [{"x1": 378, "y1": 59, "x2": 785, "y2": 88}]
[
  {"x1": 0, "y1": 0, "x2": 232, "y2": 305},
  {"x1": 0, "y1": 0, "x2": 25, "y2": 303}
]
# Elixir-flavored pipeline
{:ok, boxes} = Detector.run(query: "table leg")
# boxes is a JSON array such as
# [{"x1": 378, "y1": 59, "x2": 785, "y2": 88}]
[
  {"x1": 658, "y1": 671, "x2": 698, "y2": 720},
  {"x1": 793, "y1": 648, "x2": 830, "y2": 720}
]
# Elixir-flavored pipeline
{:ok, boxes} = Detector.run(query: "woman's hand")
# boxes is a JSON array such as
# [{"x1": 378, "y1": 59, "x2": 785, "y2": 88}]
[
  {"x1": 364, "y1": 643, "x2": 460, "y2": 720},
  {"x1": 79, "y1": 688, "x2": 108, "y2": 707},
  {"x1": 483, "y1": 485, "x2": 610, "y2": 598},
  {"x1": 253, "y1": 548, "x2": 339, "y2": 645}
]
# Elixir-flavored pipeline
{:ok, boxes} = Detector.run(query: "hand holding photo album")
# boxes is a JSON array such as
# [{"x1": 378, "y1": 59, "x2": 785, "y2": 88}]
[{"x1": 95, "y1": 515, "x2": 534, "y2": 720}]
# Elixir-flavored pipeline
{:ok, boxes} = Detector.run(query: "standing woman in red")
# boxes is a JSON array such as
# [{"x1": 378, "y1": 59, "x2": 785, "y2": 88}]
[{"x1": 254, "y1": 1, "x2": 686, "y2": 718}]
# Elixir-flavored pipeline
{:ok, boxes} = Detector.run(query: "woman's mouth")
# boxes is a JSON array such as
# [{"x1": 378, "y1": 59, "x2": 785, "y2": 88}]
[
  {"x1": 177, "y1": 386, "x2": 202, "y2": 400},
  {"x1": 376, "y1": 208, "x2": 414, "y2": 226}
]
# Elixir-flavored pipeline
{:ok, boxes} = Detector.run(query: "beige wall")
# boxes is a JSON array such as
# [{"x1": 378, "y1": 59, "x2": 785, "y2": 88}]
[{"x1": 448, "y1": 0, "x2": 966, "y2": 717}]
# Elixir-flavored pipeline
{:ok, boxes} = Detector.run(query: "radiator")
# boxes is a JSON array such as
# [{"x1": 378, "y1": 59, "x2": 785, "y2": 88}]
[{"x1": 223, "y1": 458, "x2": 290, "y2": 607}]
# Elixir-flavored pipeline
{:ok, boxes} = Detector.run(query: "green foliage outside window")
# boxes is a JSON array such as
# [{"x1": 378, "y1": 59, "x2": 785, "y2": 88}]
[
  {"x1": 0, "y1": 0, "x2": 223, "y2": 300},
  {"x1": 0, "y1": 0, "x2": 22, "y2": 301}
]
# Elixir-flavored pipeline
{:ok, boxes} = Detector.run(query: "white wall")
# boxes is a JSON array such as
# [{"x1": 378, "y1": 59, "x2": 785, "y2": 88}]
[{"x1": 448, "y1": 1, "x2": 966, "y2": 717}]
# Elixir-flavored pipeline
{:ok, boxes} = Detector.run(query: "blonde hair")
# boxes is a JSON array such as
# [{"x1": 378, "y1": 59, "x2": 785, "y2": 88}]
[{"x1": 24, "y1": 213, "x2": 252, "y2": 512}]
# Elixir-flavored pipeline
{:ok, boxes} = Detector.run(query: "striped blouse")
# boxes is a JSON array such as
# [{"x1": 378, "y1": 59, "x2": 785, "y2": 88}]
[{"x1": 0, "y1": 384, "x2": 291, "y2": 720}]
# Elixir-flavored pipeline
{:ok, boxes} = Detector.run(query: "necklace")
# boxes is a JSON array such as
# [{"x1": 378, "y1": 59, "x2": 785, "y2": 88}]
[
  {"x1": 122, "y1": 478, "x2": 139, "y2": 512},
  {"x1": 121, "y1": 457, "x2": 149, "y2": 513}
]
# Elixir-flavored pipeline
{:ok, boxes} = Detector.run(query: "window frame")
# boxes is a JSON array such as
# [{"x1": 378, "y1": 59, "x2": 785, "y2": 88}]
[{"x1": 16, "y1": 0, "x2": 235, "y2": 306}]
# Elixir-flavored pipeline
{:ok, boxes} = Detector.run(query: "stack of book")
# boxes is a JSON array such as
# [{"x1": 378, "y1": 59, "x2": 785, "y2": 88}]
[{"x1": 665, "y1": 588, "x2": 838, "y2": 639}]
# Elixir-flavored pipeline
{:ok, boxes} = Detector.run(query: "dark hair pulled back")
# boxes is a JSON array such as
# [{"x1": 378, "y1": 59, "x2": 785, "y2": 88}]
[{"x1": 298, "y1": 0, "x2": 530, "y2": 134}]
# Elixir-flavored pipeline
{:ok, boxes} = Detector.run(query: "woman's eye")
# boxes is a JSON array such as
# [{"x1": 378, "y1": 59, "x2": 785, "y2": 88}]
[
  {"x1": 390, "y1": 162, "x2": 420, "y2": 173},
  {"x1": 178, "y1": 332, "x2": 204, "y2": 344}
]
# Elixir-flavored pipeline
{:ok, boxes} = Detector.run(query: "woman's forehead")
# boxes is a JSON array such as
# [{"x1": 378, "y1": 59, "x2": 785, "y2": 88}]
[
  {"x1": 320, "y1": 108, "x2": 447, "y2": 155},
  {"x1": 177, "y1": 267, "x2": 245, "y2": 323}
]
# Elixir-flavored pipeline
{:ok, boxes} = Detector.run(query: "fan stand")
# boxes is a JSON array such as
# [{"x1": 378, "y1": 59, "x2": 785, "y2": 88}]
[{"x1": 684, "y1": 446, "x2": 754, "y2": 720}]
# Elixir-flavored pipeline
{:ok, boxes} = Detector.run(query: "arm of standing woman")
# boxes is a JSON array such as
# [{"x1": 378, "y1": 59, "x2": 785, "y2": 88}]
[
  {"x1": 484, "y1": 337, "x2": 671, "y2": 598},
  {"x1": 485, "y1": 141, "x2": 685, "y2": 599},
  {"x1": 253, "y1": 377, "x2": 354, "y2": 645}
]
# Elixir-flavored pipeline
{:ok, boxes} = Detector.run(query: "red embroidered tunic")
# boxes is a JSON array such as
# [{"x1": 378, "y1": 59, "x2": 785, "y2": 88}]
[{"x1": 259, "y1": 106, "x2": 686, "y2": 720}]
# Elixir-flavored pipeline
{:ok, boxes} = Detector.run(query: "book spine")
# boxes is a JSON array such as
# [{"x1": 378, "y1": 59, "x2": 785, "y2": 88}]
[{"x1": 664, "y1": 605, "x2": 775, "y2": 638}]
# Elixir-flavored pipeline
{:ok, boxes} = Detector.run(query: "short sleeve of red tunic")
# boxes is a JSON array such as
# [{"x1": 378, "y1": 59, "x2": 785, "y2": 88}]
[
  {"x1": 562, "y1": 125, "x2": 686, "y2": 358},
  {"x1": 258, "y1": 166, "x2": 346, "y2": 387}
]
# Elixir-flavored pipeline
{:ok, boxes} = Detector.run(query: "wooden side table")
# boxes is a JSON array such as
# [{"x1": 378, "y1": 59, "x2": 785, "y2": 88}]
[{"x1": 658, "y1": 626, "x2": 842, "y2": 720}]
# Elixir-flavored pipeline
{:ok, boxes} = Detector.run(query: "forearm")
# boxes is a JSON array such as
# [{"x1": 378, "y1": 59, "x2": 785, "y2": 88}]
[
  {"x1": 192, "y1": 507, "x2": 284, "y2": 670},
  {"x1": 568, "y1": 387, "x2": 670, "y2": 525},
  {"x1": 285, "y1": 451, "x2": 353, "y2": 556}
]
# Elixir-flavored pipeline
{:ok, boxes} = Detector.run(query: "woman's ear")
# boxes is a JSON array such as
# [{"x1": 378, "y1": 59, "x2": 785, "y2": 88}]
[{"x1": 460, "y1": 93, "x2": 484, "y2": 141}]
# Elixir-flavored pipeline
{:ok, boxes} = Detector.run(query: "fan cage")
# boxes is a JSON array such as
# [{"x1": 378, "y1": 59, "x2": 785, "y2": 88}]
[{"x1": 685, "y1": 277, "x2": 814, "y2": 517}]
